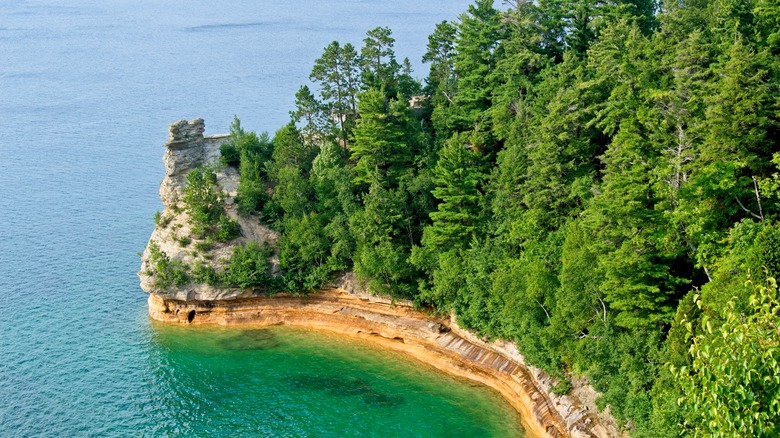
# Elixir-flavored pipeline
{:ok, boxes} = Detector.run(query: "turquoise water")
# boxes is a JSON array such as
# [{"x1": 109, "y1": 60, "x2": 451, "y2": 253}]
[
  {"x1": 147, "y1": 325, "x2": 524, "y2": 437},
  {"x1": 0, "y1": 1, "x2": 526, "y2": 436}
]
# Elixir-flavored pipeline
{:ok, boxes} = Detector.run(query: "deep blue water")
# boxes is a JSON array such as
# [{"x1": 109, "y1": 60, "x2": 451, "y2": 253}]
[{"x1": 0, "y1": 1, "x2": 526, "y2": 437}]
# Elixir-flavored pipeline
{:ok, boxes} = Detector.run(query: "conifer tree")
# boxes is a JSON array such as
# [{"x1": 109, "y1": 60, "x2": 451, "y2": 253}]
[
  {"x1": 349, "y1": 89, "x2": 412, "y2": 188},
  {"x1": 360, "y1": 27, "x2": 401, "y2": 95},
  {"x1": 291, "y1": 85, "x2": 331, "y2": 144},
  {"x1": 422, "y1": 20, "x2": 459, "y2": 141},
  {"x1": 452, "y1": 0, "x2": 506, "y2": 143},
  {"x1": 424, "y1": 132, "x2": 487, "y2": 252},
  {"x1": 310, "y1": 41, "x2": 360, "y2": 145}
]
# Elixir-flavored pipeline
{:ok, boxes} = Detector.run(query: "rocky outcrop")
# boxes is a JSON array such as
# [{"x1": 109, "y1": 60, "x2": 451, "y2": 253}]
[
  {"x1": 159, "y1": 118, "x2": 232, "y2": 206},
  {"x1": 139, "y1": 119, "x2": 279, "y2": 301},
  {"x1": 140, "y1": 119, "x2": 625, "y2": 438}
]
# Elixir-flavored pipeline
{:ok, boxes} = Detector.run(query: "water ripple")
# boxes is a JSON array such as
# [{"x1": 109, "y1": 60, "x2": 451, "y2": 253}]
[
  {"x1": 0, "y1": 0, "x2": 517, "y2": 436},
  {"x1": 185, "y1": 22, "x2": 278, "y2": 32}
]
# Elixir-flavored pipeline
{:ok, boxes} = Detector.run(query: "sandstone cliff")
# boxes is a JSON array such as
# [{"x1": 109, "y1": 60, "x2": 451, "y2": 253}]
[
  {"x1": 139, "y1": 118, "x2": 280, "y2": 301},
  {"x1": 139, "y1": 119, "x2": 624, "y2": 438}
]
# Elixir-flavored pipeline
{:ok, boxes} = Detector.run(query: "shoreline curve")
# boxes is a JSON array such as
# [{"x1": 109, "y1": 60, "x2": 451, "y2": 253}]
[{"x1": 148, "y1": 289, "x2": 570, "y2": 438}]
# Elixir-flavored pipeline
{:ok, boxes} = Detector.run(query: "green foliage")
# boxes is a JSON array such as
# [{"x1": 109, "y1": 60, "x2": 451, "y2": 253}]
[
  {"x1": 192, "y1": 260, "x2": 220, "y2": 286},
  {"x1": 310, "y1": 41, "x2": 361, "y2": 144},
  {"x1": 278, "y1": 213, "x2": 331, "y2": 291},
  {"x1": 752, "y1": 224, "x2": 780, "y2": 278},
  {"x1": 183, "y1": 165, "x2": 222, "y2": 230},
  {"x1": 350, "y1": 88, "x2": 413, "y2": 188},
  {"x1": 215, "y1": 215, "x2": 240, "y2": 243},
  {"x1": 291, "y1": 85, "x2": 331, "y2": 143},
  {"x1": 193, "y1": 240, "x2": 213, "y2": 253},
  {"x1": 422, "y1": 20, "x2": 459, "y2": 141},
  {"x1": 270, "y1": 123, "x2": 318, "y2": 180},
  {"x1": 451, "y1": 0, "x2": 506, "y2": 146},
  {"x1": 176, "y1": 235, "x2": 191, "y2": 247},
  {"x1": 354, "y1": 238, "x2": 414, "y2": 298},
  {"x1": 154, "y1": 210, "x2": 172, "y2": 228},
  {"x1": 701, "y1": 220, "x2": 772, "y2": 315},
  {"x1": 426, "y1": 132, "x2": 487, "y2": 251},
  {"x1": 349, "y1": 182, "x2": 415, "y2": 297},
  {"x1": 414, "y1": 248, "x2": 462, "y2": 310},
  {"x1": 673, "y1": 275, "x2": 780, "y2": 437},
  {"x1": 204, "y1": 2, "x2": 780, "y2": 434},
  {"x1": 218, "y1": 116, "x2": 275, "y2": 216},
  {"x1": 360, "y1": 27, "x2": 401, "y2": 95},
  {"x1": 181, "y1": 165, "x2": 241, "y2": 243},
  {"x1": 224, "y1": 242, "x2": 275, "y2": 289},
  {"x1": 146, "y1": 241, "x2": 189, "y2": 289},
  {"x1": 311, "y1": 141, "x2": 354, "y2": 218},
  {"x1": 220, "y1": 142, "x2": 240, "y2": 167},
  {"x1": 272, "y1": 165, "x2": 315, "y2": 220},
  {"x1": 397, "y1": 58, "x2": 422, "y2": 101}
]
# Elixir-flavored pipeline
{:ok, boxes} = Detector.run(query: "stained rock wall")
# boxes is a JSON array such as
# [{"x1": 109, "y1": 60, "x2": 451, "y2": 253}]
[{"x1": 159, "y1": 118, "x2": 231, "y2": 206}]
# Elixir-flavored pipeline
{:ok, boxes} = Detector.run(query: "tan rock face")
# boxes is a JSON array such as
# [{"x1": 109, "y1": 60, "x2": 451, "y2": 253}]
[
  {"x1": 159, "y1": 118, "x2": 231, "y2": 206},
  {"x1": 139, "y1": 119, "x2": 279, "y2": 301}
]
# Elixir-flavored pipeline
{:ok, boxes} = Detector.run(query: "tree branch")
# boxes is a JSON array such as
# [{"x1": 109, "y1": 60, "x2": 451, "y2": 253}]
[
  {"x1": 734, "y1": 194, "x2": 764, "y2": 221},
  {"x1": 752, "y1": 176, "x2": 764, "y2": 221},
  {"x1": 441, "y1": 90, "x2": 455, "y2": 105},
  {"x1": 537, "y1": 299, "x2": 551, "y2": 323}
]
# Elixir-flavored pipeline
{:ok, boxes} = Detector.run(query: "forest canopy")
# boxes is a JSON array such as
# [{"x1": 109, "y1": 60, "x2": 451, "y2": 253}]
[{"x1": 215, "y1": 1, "x2": 780, "y2": 435}]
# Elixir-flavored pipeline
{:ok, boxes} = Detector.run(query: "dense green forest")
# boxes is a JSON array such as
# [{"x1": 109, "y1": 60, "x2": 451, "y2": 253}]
[{"x1": 182, "y1": 0, "x2": 780, "y2": 435}]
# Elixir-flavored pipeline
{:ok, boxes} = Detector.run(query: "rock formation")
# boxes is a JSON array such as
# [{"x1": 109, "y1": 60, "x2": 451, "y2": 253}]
[
  {"x1": 139, "y1": 118, "x2": 279, "y2": 301},
  {"x1": 139, "y1": 119, "x2": 625, "y2": 438},
  {"x1": 159, "y1": 118, "x2": 232, "y2": 206}
]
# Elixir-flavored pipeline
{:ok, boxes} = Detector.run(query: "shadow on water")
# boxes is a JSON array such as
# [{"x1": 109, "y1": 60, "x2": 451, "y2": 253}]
[
  {"x1": 150, "y1": 324, "x2": 280, "y2": 353},
  {"x1": 291, "y1": 375, "x2": 405, "y2": 409},
  {"x1": 219, "y1": 329, "x2": 280, "y2": 351}
]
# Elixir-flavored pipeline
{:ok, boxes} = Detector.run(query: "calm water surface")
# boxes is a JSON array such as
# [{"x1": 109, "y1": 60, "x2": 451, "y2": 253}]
[{"x1": 0, "y1": 1, "x2": 526, "y2": 436}]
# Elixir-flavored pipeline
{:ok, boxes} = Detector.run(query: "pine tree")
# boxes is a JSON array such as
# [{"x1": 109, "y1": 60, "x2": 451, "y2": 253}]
[
  {"x1": 360, "y1": 27, "x2": 401, "y2": 95},
  {"x1": 290, "y1": 85, "x2": 331, "y2": 144},
  {"x1": 422, "y1": 20, "x2": 459, "y2": 145},
  {"x1": 396, "y1": 58, "x2": 422, "y2": 101},
  {"x1": 270, "y1": 124, "x2": 317, "y2": 178},
  {"x1": 452, "y1": 0, "x2": 506, "y2": 140},
  {"x1": 424, "y1": 132, "x2": 487, "y2": 251},
  {"x1": 349, "y1": 89, "x2": 412, "y2": 188},
  {"x1": 350, "y1": 182, "x2": 415, "y2": 297},
  {"x1": 310, "y1": 41, "x2": 360, "y2": 145}
]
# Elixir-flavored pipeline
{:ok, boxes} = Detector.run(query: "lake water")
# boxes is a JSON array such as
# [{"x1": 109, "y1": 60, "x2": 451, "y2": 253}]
[{"x1": 0, "y1": 1, "x2": 525, "y2": 436}]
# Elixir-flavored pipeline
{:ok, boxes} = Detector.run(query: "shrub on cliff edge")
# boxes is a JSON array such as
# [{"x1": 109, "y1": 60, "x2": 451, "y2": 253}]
[{"x1": 146, "y1": 241, "x2": 189, "y2": 289}]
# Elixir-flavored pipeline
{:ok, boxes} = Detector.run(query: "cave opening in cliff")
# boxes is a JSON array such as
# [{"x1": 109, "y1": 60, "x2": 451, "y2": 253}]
[{"x1": 187, "y1": 310, "x2": 195, "y2": 323}]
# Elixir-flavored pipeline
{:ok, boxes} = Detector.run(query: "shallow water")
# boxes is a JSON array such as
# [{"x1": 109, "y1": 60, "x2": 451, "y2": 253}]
[
  {"x1": 0, "y1": 1, "x2": 526, "y2": 436},
  {"x1": 145, "y1": 325, "x2": 524, "y2": 437}
]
